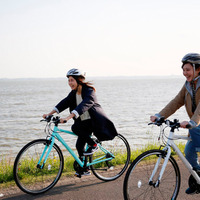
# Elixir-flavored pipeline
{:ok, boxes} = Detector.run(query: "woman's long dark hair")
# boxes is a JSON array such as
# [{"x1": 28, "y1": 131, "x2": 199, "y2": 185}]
[{"x1": 72, "y1": 76, "x2": 96, "y2": 91}]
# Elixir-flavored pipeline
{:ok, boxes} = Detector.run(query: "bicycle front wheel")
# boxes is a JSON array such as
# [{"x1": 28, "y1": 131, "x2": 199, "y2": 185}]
[
  {"x1": 123, "y1": 149, "x2": 180, "y2": 200},
  {"x1": 13, "y1": 139, "x2": 64, "y2": 194},
  {"x1": 90, "y1": 134, "x2": 130, "y2": 181}
]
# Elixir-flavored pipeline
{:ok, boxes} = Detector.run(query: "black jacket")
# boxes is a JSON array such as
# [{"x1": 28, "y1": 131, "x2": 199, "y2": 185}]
[{"x1": 55, "y1": 85, "x2": 118, "y2": 141}]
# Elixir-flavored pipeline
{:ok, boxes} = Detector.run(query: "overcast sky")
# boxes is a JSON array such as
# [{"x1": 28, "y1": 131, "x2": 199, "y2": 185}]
[{"x1": 1, "y1": 0, "x2": 200, "y2": 78}]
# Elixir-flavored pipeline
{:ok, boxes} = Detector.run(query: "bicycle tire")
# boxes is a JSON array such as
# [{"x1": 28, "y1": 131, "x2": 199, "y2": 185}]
[
  {"x1": 90, "y1": 134, "x2": 130, "y2": 181},
  {"x1": 123, "y1": 149, "x2": 180, "y2": 200},
  {"x1": 13, "y1": 139, "x2": 64, "y2": 194}
]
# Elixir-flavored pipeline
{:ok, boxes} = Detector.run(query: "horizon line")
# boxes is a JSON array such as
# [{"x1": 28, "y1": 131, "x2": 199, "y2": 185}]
[{"x1": 0, "y1": 74, "x2": 184, "y2": 80}]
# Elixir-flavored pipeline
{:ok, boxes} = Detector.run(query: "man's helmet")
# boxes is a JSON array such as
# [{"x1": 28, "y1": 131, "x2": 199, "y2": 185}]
[
  {"x1": 182, "y1": 53, "x2": 200, "y2": 81},
  {"x1": 182, "y1": 53, "x2": 200, "y2": 65},
  {"x1": 66, "y1": 68, "x2": 86, "y2": 78}
]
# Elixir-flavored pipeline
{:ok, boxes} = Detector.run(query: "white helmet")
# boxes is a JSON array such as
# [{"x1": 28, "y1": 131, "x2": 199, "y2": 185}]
[
  {"x1": 182, "y1": 53, "x2": 200, "y2": 81},
  {"x1": 182, "y1": 53, "x2": 200, "y2": 65},
  {"x1": 66, "y1": 68, "x2": 86, "y2": 78}
]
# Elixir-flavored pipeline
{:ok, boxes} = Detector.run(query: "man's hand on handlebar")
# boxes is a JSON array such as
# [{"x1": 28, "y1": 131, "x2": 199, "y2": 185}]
[
  {"x1": 150, "y1": 116, "x2": 157, "y2": 122},
  {"x1": 180, "y1": 121, "x2": 190, "y2": 128}
]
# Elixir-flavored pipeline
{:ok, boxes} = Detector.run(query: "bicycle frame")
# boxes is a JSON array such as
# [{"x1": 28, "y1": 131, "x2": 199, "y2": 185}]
[
  {"x1": 149, "y1": 128, "x2": 200, "y2": 186},
  {"x1": 37, "y1": 125, "x2": 115, "y2": 169}
]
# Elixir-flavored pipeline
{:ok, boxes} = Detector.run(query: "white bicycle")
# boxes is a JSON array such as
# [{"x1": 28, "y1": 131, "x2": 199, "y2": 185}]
[{"x1": 123, "y1": 118, "x2": 200, "y2": 200}]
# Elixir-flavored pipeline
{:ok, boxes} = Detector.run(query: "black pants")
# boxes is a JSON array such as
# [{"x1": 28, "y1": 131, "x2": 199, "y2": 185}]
[{"x1": 72, "y1": 119, "x2": 95, "y2": 157}]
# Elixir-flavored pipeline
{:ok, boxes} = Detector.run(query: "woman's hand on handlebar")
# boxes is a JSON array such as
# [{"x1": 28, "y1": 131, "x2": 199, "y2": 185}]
[
  {"x1": 59, "y1": 118, "x2": 67, "y2": 123},
  {"x1": 43, "y1": 110, "x2": 57, "y2": 119},
  {"x1": 43, "y1": 114, "x2": 48, "y2": 119},
  {"x1": 59, "y1": 113, "x2": 76, "y2": 123}
]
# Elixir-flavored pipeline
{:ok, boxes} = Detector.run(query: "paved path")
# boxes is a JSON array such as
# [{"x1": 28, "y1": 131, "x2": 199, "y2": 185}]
[{"x1": 1, "y1": 161, "x2": 200, "y2": 200}]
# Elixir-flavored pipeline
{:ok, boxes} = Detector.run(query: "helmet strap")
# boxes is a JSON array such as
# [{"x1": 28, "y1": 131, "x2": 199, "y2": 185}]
[
  {"x1": 192, "y1": 64, "x2": 198, "y2": 81},
  {"x1": 191, "y1": 80, "x2": 197, "y2": 112}
]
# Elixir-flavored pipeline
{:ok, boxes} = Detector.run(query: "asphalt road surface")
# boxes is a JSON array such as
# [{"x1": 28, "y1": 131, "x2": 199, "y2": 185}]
[{"x1": 1, "y1": 161, "x2": 200, "y2": 200}]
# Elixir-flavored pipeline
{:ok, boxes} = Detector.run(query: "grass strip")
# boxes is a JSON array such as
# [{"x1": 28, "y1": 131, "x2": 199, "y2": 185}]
[{"x1": 0, "y1": 142, "x2": 186, "y2": 188}]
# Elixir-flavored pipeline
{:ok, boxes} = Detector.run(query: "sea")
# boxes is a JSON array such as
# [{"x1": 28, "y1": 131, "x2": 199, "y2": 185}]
[{"x1": 0, "y1": 76, "x2": 190, "y2": 160}]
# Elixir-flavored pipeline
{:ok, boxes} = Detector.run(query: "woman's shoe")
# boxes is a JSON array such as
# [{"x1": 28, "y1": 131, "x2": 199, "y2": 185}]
[{"x1": 74, "y1": 168, "x2": 91, "y2": 178}]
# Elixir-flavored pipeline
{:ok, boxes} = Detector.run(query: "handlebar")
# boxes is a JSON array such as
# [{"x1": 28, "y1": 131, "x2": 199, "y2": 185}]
[
  {"x1": 148, "y1": 117, "x2": 165, "y2": 126},
  {"x1": 148, "y1": 117, "x2": 191, "y2": 130},
  {"x1": 40, "y1": 115, "x2": 67, "y2": 126},
  {"x1": 40, "y1": 115, "x2": 53, "y2": 122}
]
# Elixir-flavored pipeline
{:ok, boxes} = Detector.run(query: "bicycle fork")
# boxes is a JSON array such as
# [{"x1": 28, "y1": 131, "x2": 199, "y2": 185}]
[
  {"x1": 149, "y1": 147, "x2": 171, "y2": 188},
  {"x1": 37, "y1": 137, "x2": 55, "y2": 169}
]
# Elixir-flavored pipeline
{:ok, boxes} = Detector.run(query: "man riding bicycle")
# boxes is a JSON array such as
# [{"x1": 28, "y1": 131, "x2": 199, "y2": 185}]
[{"x1": 150, "y1": 53, "x2": 200, "y2": 195}]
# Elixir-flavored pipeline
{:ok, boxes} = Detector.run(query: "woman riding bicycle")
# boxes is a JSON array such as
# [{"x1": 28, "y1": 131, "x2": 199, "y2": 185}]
[
  {"x1": 43, "y1": 68, "x2": 118, "y2": 176},
  {"x1": 150, "y1": 53, "x2": 200, "y2": 195}
]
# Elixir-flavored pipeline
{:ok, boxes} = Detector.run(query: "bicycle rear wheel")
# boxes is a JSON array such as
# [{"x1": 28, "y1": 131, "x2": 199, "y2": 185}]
[
  {"x1": 90, "y1": 134, "x2": 130, "y2": 181},
  {"x1": 13, "y1": 139, "x2": 64, "y2": 194},
  {"x1": 123, "y1": 149, "x2": 180, "y2": 200}
]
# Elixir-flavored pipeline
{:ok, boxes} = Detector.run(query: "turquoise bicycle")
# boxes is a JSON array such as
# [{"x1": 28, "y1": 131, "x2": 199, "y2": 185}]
[{"x1": 13, "y1": 115, "x2": 130, "y2": 194}]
